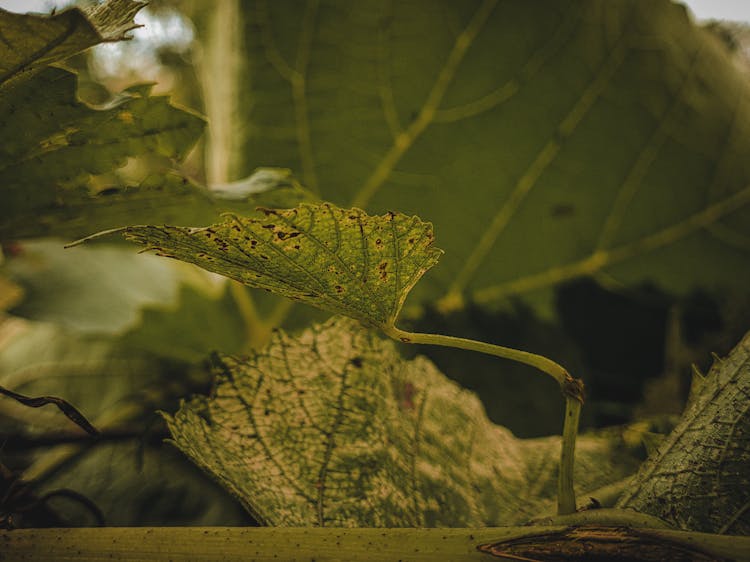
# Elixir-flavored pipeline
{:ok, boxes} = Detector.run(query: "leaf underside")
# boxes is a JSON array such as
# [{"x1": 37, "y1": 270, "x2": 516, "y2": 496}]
[
  {"x1": 115, "y1": 203, "x2": 443, "y2": 328},
  {"x1": 618, "y1": 330, "x2": 750, "y2": 534},
  {"x1": 165, "y1": 316, "x2": 639, "y2": 527},
  {"x1": 212, "y1": 0, "x2": 750, "y2": 314}
]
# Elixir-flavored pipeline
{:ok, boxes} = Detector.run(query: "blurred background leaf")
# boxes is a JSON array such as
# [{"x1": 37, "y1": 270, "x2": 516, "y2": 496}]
[
  {"x1": 0, "y1": 0, "x2": 142, "y2": 95},
  {"x1": 186, "y1": 0, "x2": 750, "y2": 317}
]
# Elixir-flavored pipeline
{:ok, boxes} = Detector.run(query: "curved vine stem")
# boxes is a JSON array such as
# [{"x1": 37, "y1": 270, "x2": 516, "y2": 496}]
[{"x1": 382, "y1": 324, "x2": 584, "y2": 516}]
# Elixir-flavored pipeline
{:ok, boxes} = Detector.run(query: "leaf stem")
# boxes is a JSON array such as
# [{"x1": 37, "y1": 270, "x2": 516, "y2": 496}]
[
  {"x1": 383, "y1": 325, "x2": 584, "y2": 515},
  {"x1": 558, "y1": 396, "x2": 581, "y2": 515}
]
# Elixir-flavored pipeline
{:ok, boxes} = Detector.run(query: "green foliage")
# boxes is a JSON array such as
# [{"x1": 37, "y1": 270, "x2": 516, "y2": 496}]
[
  {"x1": 79, "y1": 203, "x2": 442, "y2": 330},
  {"x1": 5, "y1": 240, "x2": 183, "y2": 335},
  {"x1": 0, "y1": 67, "x2": 206, "y2": 241},
  {"x1": 0, "y1": 1, "x2": 233, "y2": 242},
  {"x1": 165, "y1": 317, "x2": 638, "y2": 527},
  {"x1": 119, "y1": 284, "x2": 247, "y2": 363},
  {"x1": 0, "y1": 311, "x2": 248, "y2": 526},
  {"x1": 618, "y1": 331, "x2": 750, "y2": 534},
  {"x1": 0, "y1": 0, "x2": 142, "y2": 95},
  {"x1": 210, "y1": 0, "x2": 750, "y2": 315}
]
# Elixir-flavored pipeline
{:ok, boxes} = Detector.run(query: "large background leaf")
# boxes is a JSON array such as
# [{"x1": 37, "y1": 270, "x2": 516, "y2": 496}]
[
  {"x1": 166, "y1": 317, "x2": 641, "y2": 527},
  {"x1": 191, "y1": 0, "x2": 750, "y2": 316}
]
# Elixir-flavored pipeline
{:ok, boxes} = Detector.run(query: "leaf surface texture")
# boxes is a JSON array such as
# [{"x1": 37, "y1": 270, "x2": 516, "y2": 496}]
[
  {"x1": 209, "y1": 0, "x2": 750, "y2": 313},
  {"x1": 166, "y1": 317, "x2": 639, "y2": 526},
  {"x1": 618, "y1": 331, "x2": 750, "y2": 534},
  {"x1": 117, "y1": 203, "x2": 443, "y2": 328}
]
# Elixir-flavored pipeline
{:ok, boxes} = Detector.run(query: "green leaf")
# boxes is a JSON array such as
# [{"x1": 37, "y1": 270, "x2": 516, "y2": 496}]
[
  {"x1": 0, "y1": 0, "x2": 143, "y2": 95},
  {"x1": 35, "y1": 440, "x2": 252, "y2": 526},
  {"x1": 1, "y1": 174, "x2": 213, "y2": 242},
  {"x1": 165, "y1": 316, "x2": 639, "y2": 527},
  {"x1": 0, "y1": 0, "x2": 217, "y2": 242},
  {"x1": 0, "y1": 316, "x2": 156, "y2": 427},
  {"x1": 119, "y1": 284, "x2": 247, "y2": 363},
  {"x1": 618, "y1": 331, "x2": 750, "y2": 534},
  {"x1": 0, "y1": 67, "x2": 206, "y2": 239},
  {"x1": 0, "y1": 315, "x2": 250, "y2": 526},
  {"x1": 89, "y1": 203, "x2": 443, "y2": 330},
  {"x1": 197, "y1": 0, "x2": 750, "y2": 315},
  {"x1": 5, "y1": 240, "x2": 185, "y2": 336}
]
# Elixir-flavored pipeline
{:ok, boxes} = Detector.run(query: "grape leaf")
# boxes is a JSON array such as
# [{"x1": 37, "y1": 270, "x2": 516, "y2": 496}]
[
  {"x1": 165, "y1": 316, "x2": 640, "y2": 527},
  {"x1": 0, "y1": 0, "x2": 219, "y2": 242},
  {"x1": 81, "y1": 203, "x2": 443, "y2": 330},
  {"x1": 618, "y1": 331, "x2": 750, "y2": 534},
  {"x1": 0, "y1": 0, "x2": 143, "y2": 95},
  {"x1": 0, "y1": 314, "x2": 250, "y2": 526},
  {"x1": 193, "y1": 0, "x2": 750, "y2": 315},
  {"x1": 0, "y1": 67, "x2": 206, "y2": 240}
]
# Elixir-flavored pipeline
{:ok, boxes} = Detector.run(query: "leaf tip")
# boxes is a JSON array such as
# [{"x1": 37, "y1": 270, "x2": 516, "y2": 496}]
[{"x1": 64, "y1": 227, "x2": 128, "y2": 248}]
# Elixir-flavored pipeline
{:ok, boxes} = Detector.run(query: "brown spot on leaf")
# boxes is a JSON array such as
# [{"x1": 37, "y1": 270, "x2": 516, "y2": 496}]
[
  {"x1": 335, "y1": 285, "x2": 344, "y2": 293},
  {"x1": 400, "y1": 382, "x2": 416, "y2": 410}
]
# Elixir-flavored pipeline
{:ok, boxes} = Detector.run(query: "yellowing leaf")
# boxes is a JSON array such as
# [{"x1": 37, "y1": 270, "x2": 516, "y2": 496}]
[
  {"x1": 165, "y1": 317, "x2": 639, "y2": 527},
  {"x1": 95, "y1": 203, "x2": 443, "y2": 329}
]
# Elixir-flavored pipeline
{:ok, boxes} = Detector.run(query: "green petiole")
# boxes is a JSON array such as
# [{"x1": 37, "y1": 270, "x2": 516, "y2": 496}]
[{"x1": 382, "y1": 324, "x2": 584, "y2": 516}]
